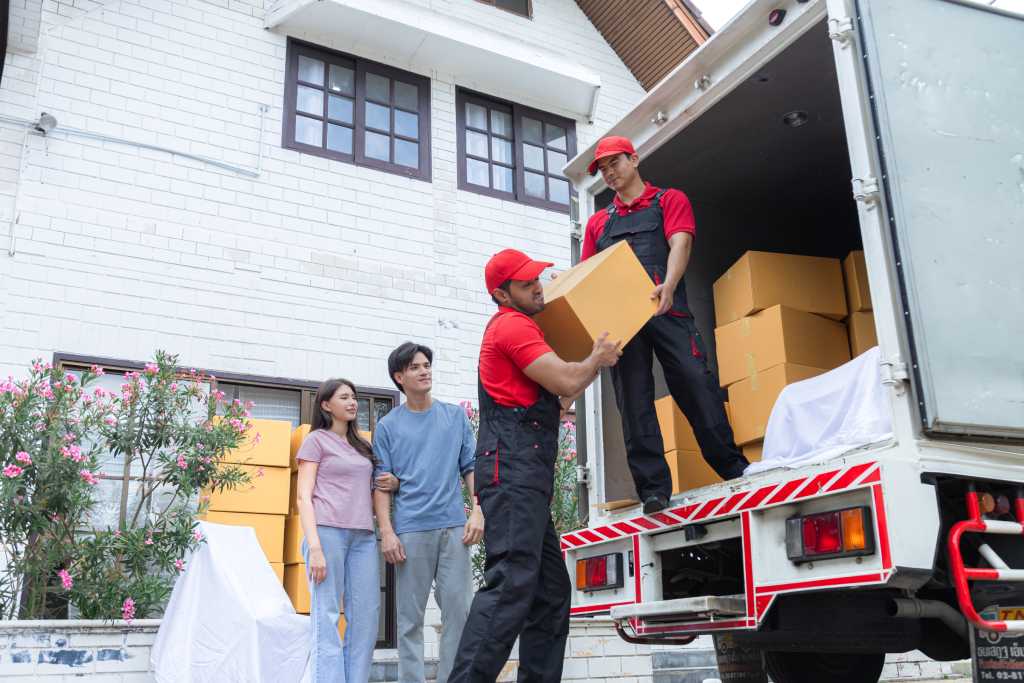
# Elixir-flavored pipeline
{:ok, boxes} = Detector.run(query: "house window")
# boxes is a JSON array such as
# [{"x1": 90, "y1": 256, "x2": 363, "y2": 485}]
[
  {"x1": 475, "y1": 0, "x2": 532, "y2": 18},
  {"x1": 283, "y1": 39, "x2": 431, "y2": 181},
  {"x1": 456, "y1": 89, "x2": 576, "y2": 212},
  {"x1": 54, "y1": 353, "x2": 399, "y2": 648}
]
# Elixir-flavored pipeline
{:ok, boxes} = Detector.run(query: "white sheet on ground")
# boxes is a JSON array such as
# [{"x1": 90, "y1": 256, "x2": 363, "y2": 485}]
[
  {"x1": 744, "y1": 346, "x2": 893, "y2": 475},
  {"x1": 151, "y1": 521, "x2": 310, "y2": 682}
]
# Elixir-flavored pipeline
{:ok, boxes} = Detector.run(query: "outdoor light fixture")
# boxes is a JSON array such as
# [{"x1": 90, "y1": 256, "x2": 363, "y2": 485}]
[
  {"x1": 782, "y1": 110, "x2": 809, "y2": 128},
  {"x1": 33, "y1": 112, "x2": 58, "y2": 135}
]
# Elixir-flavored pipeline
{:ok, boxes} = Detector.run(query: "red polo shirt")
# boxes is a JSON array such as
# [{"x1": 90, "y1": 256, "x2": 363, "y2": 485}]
[
  {"x1": 479, "y1": 307, "x2": 554, "y2": 408},
  {"x1": 581, "y1": 182, "x2": 696, "y2": 260}
]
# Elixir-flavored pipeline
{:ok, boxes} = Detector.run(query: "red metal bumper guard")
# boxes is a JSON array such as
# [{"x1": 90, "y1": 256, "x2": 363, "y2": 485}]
[{"x1": 947, "y1": 486, "x2": 1024, "y2": 633}]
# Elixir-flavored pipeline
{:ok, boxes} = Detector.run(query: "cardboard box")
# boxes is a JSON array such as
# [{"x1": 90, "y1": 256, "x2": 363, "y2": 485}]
[
  {"x1": 284, "y1": 514, "x2": 304, "y2": 564},
  {"x1": 714, "y1": 305, "x2": 851, "y2": 387},
  {"x1": 728, "y1": 364, "x2": 827, "y2": 445},
  {"x1": 270, "y1": 562, "x2": 284, "y2": 584},
  {"x1": 742, "y1": 441, "x2": 763, "y2": 463},
  {"x1": 198, "y1": 511, "x2": 285, "y2": 564},
  {"x1": 221, "y1": 419, "x2": 291, "y2": 468},
  {"x1": 665, "y1": 449, "x2": 722, "y2": 494},
  {"x1": 290, "y1": 424, "x2": 311, "y2": 471},
  {"x1": 847, "y1": 311, "x2": 878, "y2": 357},
  {"x1": 289, "y1": 472, "x2": 299, "y2": 515},
  {"x1": 284, "y1": 563, "x2": 311, "y2": 614},
  {"x1": 843, "y1": 250, "x2": 872, "y2": 313},
  {"x1": 713, "y1": 251, "x2": 847, "y2": 326},
  {"x1": 206, "y1": 464, "x2": 290, "y2": 515},
  {"x1": 655, "y1": 396, "x2": 698, "y2": 453},
  {"x1": 534, "y1": 240, "x2": 656, "y2": 362}
]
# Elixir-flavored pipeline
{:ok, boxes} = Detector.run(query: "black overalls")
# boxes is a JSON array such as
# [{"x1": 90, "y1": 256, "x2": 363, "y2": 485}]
[
  {"x1": 450, "y1": 314, "x2": 570, "y2": 683},
  {"x1": 595, "y1": 191, "x2": 748, "y2": 500}
]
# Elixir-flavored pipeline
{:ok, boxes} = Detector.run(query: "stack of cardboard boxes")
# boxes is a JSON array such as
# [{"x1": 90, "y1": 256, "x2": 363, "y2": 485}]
[
  {"x1": 655, "y1": 396, "x2": 733, "y2": 494},
  {"x1": 844, "y1": 250, "x2": 877, "y2": 356},
  {"x1": 200, "y1": 419, "x2": 293, "y2": 583}
]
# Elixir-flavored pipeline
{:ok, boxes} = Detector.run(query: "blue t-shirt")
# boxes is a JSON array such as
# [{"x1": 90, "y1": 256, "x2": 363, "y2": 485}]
[{"x1": 374, "y1": 401, "x2": 476, "y2": 535}]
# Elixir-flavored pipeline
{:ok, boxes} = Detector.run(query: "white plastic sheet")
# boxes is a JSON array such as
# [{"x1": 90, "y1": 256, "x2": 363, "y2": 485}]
[
  {"x1": 151, "y1": 521, "x2": 310, "y2": 682},
  {"x1": 744, "y1": 346, "x2": 893, "y2": 475}
]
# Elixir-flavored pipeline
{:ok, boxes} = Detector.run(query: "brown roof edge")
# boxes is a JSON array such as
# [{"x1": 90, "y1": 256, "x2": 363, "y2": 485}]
[{"x1": 667, "y1": 0, "x2": 714, "y2": 41}]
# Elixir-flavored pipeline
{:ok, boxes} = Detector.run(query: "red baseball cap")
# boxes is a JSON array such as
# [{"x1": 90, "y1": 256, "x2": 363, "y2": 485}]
[
  {"x1": 485, "y1": 249, "x2": 554, "y2": 293},
  {"x1": 588, "y1": 135, "x2": 637, "y2": 175}
]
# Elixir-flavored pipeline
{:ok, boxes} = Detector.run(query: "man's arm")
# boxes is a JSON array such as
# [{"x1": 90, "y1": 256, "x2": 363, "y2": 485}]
[
  {"x1": 461, "y1": 471, "x2": 484, "y2": 546},
  {"x1": 652, "y1": 232, "x2": 694, "y2": 316},
  {"x1": 374, "y1": 489, "x2": 405, "y2": 564},
  {"x1": 522, "y1": 332, "x2": 621, "y2": 398}
]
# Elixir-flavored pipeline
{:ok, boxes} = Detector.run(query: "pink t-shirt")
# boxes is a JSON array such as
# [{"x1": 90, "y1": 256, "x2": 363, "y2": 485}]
[{"x1": 295, "y1": 429, "x2": 375, "y2": 532}]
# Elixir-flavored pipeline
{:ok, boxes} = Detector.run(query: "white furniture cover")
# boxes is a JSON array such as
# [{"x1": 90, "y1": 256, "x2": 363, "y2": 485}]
[
  {"x1": 151, "y1": 521, "x2": 310, "y2": 682},
  {"x1": 744, "y1": 346, "x2": 894, "y2": 475}
]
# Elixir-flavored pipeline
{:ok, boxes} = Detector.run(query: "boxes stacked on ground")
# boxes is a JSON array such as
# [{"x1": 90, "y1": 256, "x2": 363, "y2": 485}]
[
  {"x1": 655, "y1": 397, "x2": 743, "y2": 494},
  {"x1": 713, "y1": 251, "x2": 851, "y2": 446},
  {"x1": 843, "y1": 250, "x2": 878, "y2": 356},
  {"x1": 201, "y1": 419, "x2": 293, "y2": 584}
]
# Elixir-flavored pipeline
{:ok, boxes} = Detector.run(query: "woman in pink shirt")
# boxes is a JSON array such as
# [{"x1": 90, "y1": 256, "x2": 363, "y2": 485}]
[{"x1": 296, "y1": 378, "x2": 395, "y2": 682}]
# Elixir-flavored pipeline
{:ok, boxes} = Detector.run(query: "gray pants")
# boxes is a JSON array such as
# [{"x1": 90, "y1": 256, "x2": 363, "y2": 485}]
[{"x1": 397, "y1": 527, "x2": 473, "y2": 683}]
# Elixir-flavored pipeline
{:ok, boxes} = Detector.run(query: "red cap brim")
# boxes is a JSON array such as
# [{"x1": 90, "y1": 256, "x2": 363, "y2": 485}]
[
  {"x1": 588, "y1": 150, "x2": 618, "y2": 175},
  {"x1": 509, "y1": 259, "x2": 554, "y2": 283}
]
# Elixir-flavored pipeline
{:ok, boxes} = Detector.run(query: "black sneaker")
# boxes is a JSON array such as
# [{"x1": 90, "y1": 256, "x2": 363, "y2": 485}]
[{"x1": 642, "y1": 494, "x2": 669, "y2": 514}]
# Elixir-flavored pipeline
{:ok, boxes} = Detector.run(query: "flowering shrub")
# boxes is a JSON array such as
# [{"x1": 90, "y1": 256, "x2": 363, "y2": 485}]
[
  {"x1": 0, "y1": 351, "x2": 253, "y2": 620},
  {"x1": 459, "y1": 401, "x2": 581, "y2": 588}
]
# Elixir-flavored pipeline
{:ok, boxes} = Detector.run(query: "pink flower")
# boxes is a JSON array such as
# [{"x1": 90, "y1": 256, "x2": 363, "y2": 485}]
[
  {"x1": 61, "y1": 445, "x2": 85, "y2": 463},
  {"x1": 193, "y1": 529, "x2": 203, "y2": 542},
  {"x1": 122, "y1": 597, "x2": 135, "y2": 623},
  {"x1": 144, "y1": 535, "x2": 153, "y2": 546},
  {"x1": 174, "y1": 559, "x2": 185, "y2": 573},
  {"x1": 15, "y1": 451, "x2": 31, "y2": 465},
  {"x1": 3, "y1": 465, "x2": 23, "y2": 478},
  {"x1": 65, "y1": 373, "x2": 77, "y2": 384},
  {"x1": 229, "y1": 418, "x2": 243, "y2": 431},
  {"x1": 460, "y1": 400, "x2": 474, "y2": 419},
  {"x1": 103, "y1": 415, "x2": 117, "y2": 427},
  {"x1": 114, "y1": 530, "x2": 122, "y2": 537},
  {"x1": 82, "y1": 394, "x2": 93, "y2": 404},
  {"x1": 252, "y1": 432, "x2": 262, "y2": 446},
  {"x1": 245, "y1": 400, "x2": 255, "y2": 409},
  {"x1": 212, "y1": 390, "x2": 225, "y2": 402},
  {"x1": 58, "y1": 569, "x2": 73, "y2": 590},
  {"x1": 176, "y1": 454, "x2": 187, "y2": 470},
  {"x1": 144, "y1": 363, "x2": 159, "y2": 375},
  {"x1": 169, "y1": 382, "x2": 178, "y2": 391},
  {"x1": 200, "y1": 494, "x2": 210, "y2": 504},
  {"x1": 90, "y1": 364, "x2": 105, "y2": 376},
  {"x1": 256, "y1": 467, "x2": 265, "y2": 478},
  {"x1": 79, "y1": 469, "x2": 99, "y2": 486}
]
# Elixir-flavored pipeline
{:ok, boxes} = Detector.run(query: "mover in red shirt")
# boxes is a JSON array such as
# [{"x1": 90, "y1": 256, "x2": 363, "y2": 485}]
[{"x1": 450, "y1": 249, "x2": 620, "y2": 683}]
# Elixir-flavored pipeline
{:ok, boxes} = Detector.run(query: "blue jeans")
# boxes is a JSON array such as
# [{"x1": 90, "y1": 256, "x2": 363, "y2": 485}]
[{"x1": 303, "y1": 526, "x2": 380, "y2": 683}]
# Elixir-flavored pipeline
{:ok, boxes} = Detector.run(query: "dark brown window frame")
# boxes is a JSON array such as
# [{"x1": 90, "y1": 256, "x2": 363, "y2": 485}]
[
  {"x1": 283, "y1": 38, "x2": 432, "y2": 182},
  {"x1": 474, "y1": 0, "x2": 533, "y2": 19},
  {"x1": 53, "y1": 352, "x2": 400, "y2": 649},
  {"x1": 456, "y1": 88, "x2": 576, "y2": 213}
]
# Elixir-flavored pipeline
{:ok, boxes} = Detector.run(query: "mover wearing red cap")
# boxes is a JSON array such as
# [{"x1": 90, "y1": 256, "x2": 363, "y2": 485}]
[
  {"x1": 450, "y1": 249, "x2": 621, "y2": 683},
  {"x1": 582, "y1": 136, "x2": 749, "y2": 514}
]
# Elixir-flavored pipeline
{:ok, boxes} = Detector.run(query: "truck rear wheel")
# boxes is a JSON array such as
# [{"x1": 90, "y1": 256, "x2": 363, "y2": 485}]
[{"x1": 764, "y1": 651, "x2": 885, "y2": 683}]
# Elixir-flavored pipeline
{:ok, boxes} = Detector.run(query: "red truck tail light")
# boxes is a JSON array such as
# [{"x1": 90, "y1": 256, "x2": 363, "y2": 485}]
[
  {"x1": 786, "y1": 506, "x2": 874, "y2": 562},
  {"x1": 574, "y1": 553, "x2": 624, "y2": 592}
]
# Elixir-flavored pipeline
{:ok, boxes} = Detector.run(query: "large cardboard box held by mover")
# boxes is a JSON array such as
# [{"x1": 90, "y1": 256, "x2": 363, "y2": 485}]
[
  {"x1": 290, "y1": 424, "x2": 311, "y2": 471},
  {"x1": 728, "y1": 364, "x2": 827, "y2": 445},
  {"x1": 714, "y1": 305, "x2": 851, "y2": 387},
  {"x1": 848, "y1": 311, "x2": 878, "y2": 357},
  {"x1": 198, "y1": 511, "x2": 285, "y2": 564},
  {"x1": 534, "y1": 241, "x2": 656, "y2": 362},
  {"x1": 665, "y1": 449, "x2": 722, "y2": 494},
  {"x1": 713, "y1": 251, "x2": 847, "y2": 326},
  {"x1": 206, "y1": 464, "x2": 290, "y2": 515},
  {"x1": 221, "y1": 419, "x2": 291, "y2": 468},
  {"x1": 843, "y1": 250, "x2": 872, "y2": 313}
]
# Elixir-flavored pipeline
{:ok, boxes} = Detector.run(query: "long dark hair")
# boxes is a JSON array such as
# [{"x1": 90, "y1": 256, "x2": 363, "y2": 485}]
[{"x1": 311, "y1": 378, "x2": 375, "y2": 463}]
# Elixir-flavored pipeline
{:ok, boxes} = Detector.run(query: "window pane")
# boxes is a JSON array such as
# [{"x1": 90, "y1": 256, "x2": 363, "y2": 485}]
[
  {"x1": 523, "y1": 144, "x2": 545, "y2": 171},
  {"x1": 549, "y1": 177, "x2": 570, "y2": 204},
  {"x1": 373, "y1": 399, "x2": 393, "y2": 428},
  {"x1": 365, "y1": 131, "x2": 390, "y2": 161},
  {"x1": 522, "y1": 117, "x2": 543, "y2": 144},
  {"x1": 490, "y1": 110, "x2": 512, "y2": 138},
  {"x1": 545, "y1": 123, "x2": 567, "y2": 151},
  {"x1": 466, "y1": 102, "x2": 488, "y2": 130},
  {"x1": 466, "y1": 158, "x2": 489, "y2": 187},
  {"x1": 298, "y1": 55, "x2": 324, "y2": 85},
  {"x1": 394, "y1": 81, "x2": 418, "y2": 111},
  {"x1": 466, "y1": 130, "x2": 488, "y2": 159},
  {"x1": 394, "y1": 110, "x2": 418, "y2": 139},
  {"x1": 296, "y1": 85, "x2": 323, "y2": 116},
  {"x1": 395, "y1": 139, "x2": 418, "y2": 169},
  {"x1": 547, "y1": 150, "x2": 568, "y2": 176},
  {"x1": 491, "y1": 137, "x2": 513, "y2": 165},
  {"x1": 366, "y1": 102, "x2": 391, "y2": 132},
  {"x1": 525, "y1": 171, "x2": 546, "y2": 198},
  {"x1": 495, "y1": 0, "x2": 530, "y2": 15},
  {"x1": 492, "y1": 165, "x2": 513, "y2": 193},
  {"x1": 226, "y1": 384, "x2": 302, "y2": 427},
  {"x1": 357, "y1": 398, "x2": 371, "y2": 431},
  {"x1": 328, "y1": 124, "x2": 353, "y2": 154},
  {"x1": 333, "y1": 63, "x2": 358, "y2": 94},
  {"x1": 295, "y1": 115, "x2": 323, "y2": 146},
  {"x1": 328, "y1": 95, "x2": 353, "y2": 124},
  {"x1": 366, "y1": 73, "x2": 390, "y2": 103}
]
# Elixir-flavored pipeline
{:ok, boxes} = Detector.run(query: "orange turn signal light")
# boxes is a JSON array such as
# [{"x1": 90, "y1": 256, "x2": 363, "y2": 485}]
[{"x1": 841, "y1": 508, "x2": 867, "y2": 551}]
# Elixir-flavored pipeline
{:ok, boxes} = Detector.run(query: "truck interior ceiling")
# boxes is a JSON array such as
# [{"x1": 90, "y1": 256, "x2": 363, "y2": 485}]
[{"x1": 598, "y1": 21, "x2": 864, "y2": 502}]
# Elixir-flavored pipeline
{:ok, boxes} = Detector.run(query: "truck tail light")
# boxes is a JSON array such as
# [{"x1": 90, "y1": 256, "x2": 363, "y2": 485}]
[
  {"x1": 786, "y1": 506, "x2": 874, "y2": 562},
  {"x1": 575, "y1": 553, "x2": 624, "y2": 592}
]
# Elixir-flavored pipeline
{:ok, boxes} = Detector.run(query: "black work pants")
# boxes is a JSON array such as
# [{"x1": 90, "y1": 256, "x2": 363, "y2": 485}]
[
  {"x1": 449, "y1": 485, "x2": 570, "y2": 683},
  {"x1": 611, "y1": 313, "x2": 748, "y2": 500}
]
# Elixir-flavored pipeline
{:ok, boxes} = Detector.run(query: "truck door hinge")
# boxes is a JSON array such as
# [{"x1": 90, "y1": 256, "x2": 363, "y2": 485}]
[
  {"x1": 851, "y1": 175, "x2": 881, "y2": 205},
  {"x1": 828, "y1": 17, "x2": 854, "y2": 45},
  {"x1": 880, "y1": 357, "x2": 910, "y2": 395},
  {"x1": 576, "y1": 465, "x2": 590, "y2": 486}
]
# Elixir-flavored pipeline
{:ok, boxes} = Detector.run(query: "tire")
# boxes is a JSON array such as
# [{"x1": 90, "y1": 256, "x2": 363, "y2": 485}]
[{"x1": 764, "y1": 651, "x2": 885, "y2": 683}]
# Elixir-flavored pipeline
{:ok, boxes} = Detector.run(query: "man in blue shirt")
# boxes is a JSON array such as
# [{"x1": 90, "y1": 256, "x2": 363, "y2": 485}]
[{"x1": 373, "y1": 342, "x2": 483, "y2": 683}]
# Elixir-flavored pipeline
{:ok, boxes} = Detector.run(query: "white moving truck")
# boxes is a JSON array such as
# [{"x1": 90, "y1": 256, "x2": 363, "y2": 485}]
[{"x1": 560, "y1": 1, "x2": 1024, "y2": 681}]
